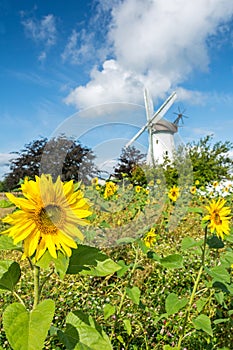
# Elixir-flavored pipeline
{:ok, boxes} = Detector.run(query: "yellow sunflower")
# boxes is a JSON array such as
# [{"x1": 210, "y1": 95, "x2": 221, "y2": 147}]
[
  {"x1": 190, "y1": 186, "x2": 196, "y2": 195},
  {"x1": 168, "y1": 185, "x2": 180, "y2": 202},
  {"x1": 144, "y1": 228, "x2": 157, "y2": 248},
  {"x1": 1, "y1": 175, "x2": 92, "y2": 261},
  {"x1": 203, "y1": 198, "x2": 231, "y2": 239},
  {"x1": 135, "y1": 185, "x2": 141, "y2": 193},
  {"x1": 91, "y1": 177, "x2": 98, "y2": 186},
  {"x1": 103, "y1": 181, "x2": 117, "y2": 199}
]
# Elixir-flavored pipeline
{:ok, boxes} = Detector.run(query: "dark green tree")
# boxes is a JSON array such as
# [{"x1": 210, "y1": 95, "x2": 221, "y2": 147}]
[
  {"x1": 113, "y1": 146, "x2": 147, "y2": 185},
  {"x1": 4, "y1": 136, "x2": 98, "y2": 190}
]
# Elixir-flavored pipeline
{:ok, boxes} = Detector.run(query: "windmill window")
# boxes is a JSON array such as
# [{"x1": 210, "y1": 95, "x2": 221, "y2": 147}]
[
  {"x1": 165, "y1": 151, "x2": 168, "y2": 155},
  {"x1": 156, "y1": 139, "x2": 158, "y2": 144}
]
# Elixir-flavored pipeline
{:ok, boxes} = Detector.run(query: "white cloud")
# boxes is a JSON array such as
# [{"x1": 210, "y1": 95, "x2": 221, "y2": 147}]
[
  {"x1": 21, "y1": 14, "x2": 57, "y2": 61},
  {"x1": 0, "y1": 153, "x2": 13, "y2": 180},
  {"x1": 0, "y1": 153, "x2": 12, "y2": 167},
  {"x1": 65, "y1": 0, "x2": 233, "y2": 109},
  {"x1": 61, "y1": 29, "x2": 95, "y2": 65}
]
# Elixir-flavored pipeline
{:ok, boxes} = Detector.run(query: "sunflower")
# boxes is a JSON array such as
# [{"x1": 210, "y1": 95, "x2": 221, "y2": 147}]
[
  {"x1": 168, "y1": 185, "x2": 180, "y2": 202},
  {"x1": 144, "y1": 228, "x2": 157, "y2": 248},
  {"x1": 1, "y1": 175, "x2": 92, "y2": 261},
  {"x1": 190, "y1": 186, "x2": 196, "y2": 195},
  {"x1": 203, "y1": 198, "x2": 231, "y2": 239},
  {"x1": 103, "y1": 181, "x2": 117, "y2": 199},
  {"x1": 135, "y1": 185, "x2": 141, "y2": 193},
  {"x1": 91, "y1": 177, "x2": 98, "y2": 186}
]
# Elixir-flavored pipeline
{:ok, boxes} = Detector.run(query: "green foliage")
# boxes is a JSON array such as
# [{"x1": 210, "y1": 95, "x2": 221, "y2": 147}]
[
  {"x1": 113, "y1": 146, "x2": 146, "y2": 185},
  {"x1": 0, "y1": 261, "x2": 21, "y2": 292},
  {"x1": 59, "y1": 310, "x2": 113, "y2": 350},
  {"x1": 3, "y1": 300, "x2": 55, "y2": 350},
  {"x1": 186, "y1": 134, "x2": 233, "y2": 184},
  {"x1": 165, "y1": 293, "x2": 188, "y2": 316},
  {"x1": 66, "y1": 245, "x2": 121, "y2": 276},
  {"x1": 4, "y1": 136, "x2": 98, "y2": 190}
]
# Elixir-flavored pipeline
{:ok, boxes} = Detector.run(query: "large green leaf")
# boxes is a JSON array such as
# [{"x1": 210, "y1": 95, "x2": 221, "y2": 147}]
[
  {"x1": 36, "y1": 251, "x2": 69, "y2": 279},
  {"x1": 0, "y1": 236, "x2": 22, "y2": 251},
  {"x1": 67, "y1": 245, "x2": 120, "y2": 276},
  {"x1": 192, "y1": 314, "x2": 213, "y2": 337},
  {"x1": 181, "y1": 237, "x2": 203, "y2": 250},
  {"x1": 81, "y1": 258, "x2": 121, "y2": 277},
  {"x1": 3, "y1": 299, "x2": 55, "y2": 350},
  {"x1": 160, "y1": 254, "x2": 183, "y2": 269},
  {"x1": 57, "y1": 324, "x2": 80, "y2": 350},
  {"x1": 64, "y1": 310, "x2": 112, "y2": 350},
  {"x1": 0, "y1": 261, "x2": 21, "y2": 291},
  {"x1": 207, "y1": 235, "x2": 224, "y2": 249},
  {"x1": 126, "y1": 286, "x2": 141, "y2": 305},
  {"x1": 165, "y1": 293, "x2": 188, "y2": 316},
  {"x1": 207, "y1": 266, "x2": 231, "y2": 284}
]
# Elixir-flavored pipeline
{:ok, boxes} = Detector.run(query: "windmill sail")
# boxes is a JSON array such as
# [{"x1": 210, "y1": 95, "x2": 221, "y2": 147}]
[{"x1": 125, "y1": 91, "x2": 177, "y2": 149}]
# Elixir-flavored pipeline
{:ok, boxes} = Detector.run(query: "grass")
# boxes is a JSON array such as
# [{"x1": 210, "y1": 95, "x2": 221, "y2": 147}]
[{"x1": 0, "y1": 182, "x2": 233, "y2": 349}]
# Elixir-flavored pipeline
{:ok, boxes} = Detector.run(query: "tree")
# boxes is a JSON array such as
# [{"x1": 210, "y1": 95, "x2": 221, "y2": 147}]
[
  {"x1": 186, "y1": 135, "x2": 233, "y2": 184},
  {"x1": 113, "y1": 146, "x2": 147, "y2": 185},
  {"x1": 4, "y1": 136, "x2": 98, "y2": 190}
]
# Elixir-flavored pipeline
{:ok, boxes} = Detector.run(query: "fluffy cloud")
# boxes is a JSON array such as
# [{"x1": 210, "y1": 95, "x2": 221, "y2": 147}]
[
  {"x1": 65, "y1": 0, "x2": 233, "y2": 109},
  {"x1": 0, "y1": 153, "x2": 13, "y2": 180},
  {"x1": 21, "y1": 14, "x2": 57, "y2": 61},
  {"x1": 61, "y1": 29, "x2": 95, "y2": 65}
]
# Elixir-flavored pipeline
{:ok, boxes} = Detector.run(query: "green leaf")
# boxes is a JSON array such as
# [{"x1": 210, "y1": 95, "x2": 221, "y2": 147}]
[
  {"x1": 0, "y1": 199, "x2": 14, "y2": 208},
  {"x1": 103, "y1": 304, "x2": 115, "y2": 320},
  {"x1": 123, "y1": 319, "x2": 132, "y2": 336},
  {"x1": 117, "y1": 335, "x2": 125, "y2": 345},
  {"x1": 160, "y1": 254, "x2": 183, "y2": 269},
  {"x1": 193, "y1": 314, "x2": 213, "y2": 337},
  {"x1": 3, "y1": 299, "x2": 55, "y2": 350},
  {"x1": 196, "y1": 298, "x2": 208, "y2": 313},
  {"x1": 116, "y1": 260, "x2": 131, "y2": 278},
  {"x1": 67, "y1": 245, "x2": 119, "y2": 276},
  {"x1": 213, "y1": 318, "x2": 229, "y2": 325},
  {"x1": 81, "y1": 258, "x2": 121, "y2": 277},
  {"x1": 163, "y1": 346, "x2": 180, "y2": 350},
  {"x1": 66, "y1": 310, "x2": 112, "y2": 350},
  {"x1": 207, "y1": 235, "x2": 224, "y2": 249},
  {"x1": 165, "y1": 293, "x2": 188, "y2": 316},
  {"x1": 181, "y1": 237, "x2": 203, "y2": 250},
  {"x1": 57, "y1": 324, "x2": 80, "y2": 350},
  {"x1": 215, "y1": 292, "x2": 224, "y2": 306},
  {"x1": 126, "y1": 286, "x2": 141, "y2": 305},
  {"x1": 0, "y1": 235, "x2": 22, "y2": 251},
  {"x1": 36, "y1": 251, "x2": 69, "y2": 279},
  {"x1": 207, "y1": 266, "x2": 231, "y2": 284},
  {"x1": 147, "y1": 251, "x2": 160, "y2": 261},
  {"x1": 0, "y1": 261, "x2": 21, "y2": 291}
]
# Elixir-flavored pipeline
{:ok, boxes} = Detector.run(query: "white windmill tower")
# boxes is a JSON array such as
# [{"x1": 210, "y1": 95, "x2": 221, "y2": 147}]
[{"x1": 125, "y1": 89, "x2": 178, "y2": 165}]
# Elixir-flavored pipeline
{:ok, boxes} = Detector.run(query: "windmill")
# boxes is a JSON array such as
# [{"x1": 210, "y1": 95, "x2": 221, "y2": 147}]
[
  {"x1": 125, "y1": 89, "x2": 179, "y2": 165},
  {"x1": 173, "y1": 106, "x2": 189, "y2": 126}
]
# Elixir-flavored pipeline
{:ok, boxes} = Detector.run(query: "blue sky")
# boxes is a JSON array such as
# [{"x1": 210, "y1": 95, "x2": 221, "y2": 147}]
[{"x1": 1, "y1": 0, "x2": 233, "y2": 178}]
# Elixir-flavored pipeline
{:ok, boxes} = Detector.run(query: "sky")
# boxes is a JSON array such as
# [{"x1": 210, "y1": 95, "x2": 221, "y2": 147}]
[{"x1": 1, "y1": 0, "x2": 233, "y2": 179}]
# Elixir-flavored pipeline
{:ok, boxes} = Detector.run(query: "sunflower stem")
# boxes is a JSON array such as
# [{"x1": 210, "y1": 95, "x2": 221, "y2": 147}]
[
  {"x1": 33, "y1": 265, "x2": 40, "y2": 309},
  {"x1": 177, "y1": 225, "x2": 208, "y2": 349},
  {"x1": 13, "y1": 291, "x2": 26, "y2": 307}
]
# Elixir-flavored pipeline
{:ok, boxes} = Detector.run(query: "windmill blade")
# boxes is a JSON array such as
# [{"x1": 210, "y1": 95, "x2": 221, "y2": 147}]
[
  {"x1": 125, "y1": 91, "x2": 177, "y2": 148},
  {"x1": 144, "y1": 88, "x2": 154, "y2": 121}
]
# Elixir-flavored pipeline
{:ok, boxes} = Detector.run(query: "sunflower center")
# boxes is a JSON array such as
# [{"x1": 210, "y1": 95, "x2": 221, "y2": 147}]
[
  {"x1": 38, "y1": 205, "x2": 65, "y2": 234},
  {"x1": 212, "y1": 210, "x2": 222, "y2": 225}
]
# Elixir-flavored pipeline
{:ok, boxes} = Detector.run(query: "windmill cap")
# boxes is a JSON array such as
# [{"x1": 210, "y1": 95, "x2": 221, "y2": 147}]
[{"x1": 151, "y1": 119, "x2": 178, "y2": 133}]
